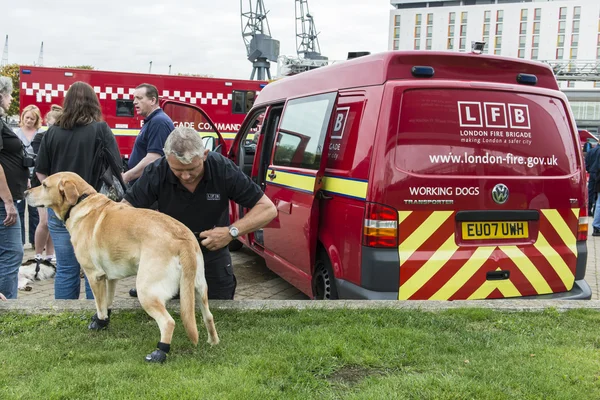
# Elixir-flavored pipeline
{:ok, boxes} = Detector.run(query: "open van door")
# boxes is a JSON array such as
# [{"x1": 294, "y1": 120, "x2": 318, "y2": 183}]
[
  {"x1": 260, "y1": 92, "x2": 338, "y2": 297},
  {"x1": 160, "y1": 99, "x2": 228, "y2": 154}
]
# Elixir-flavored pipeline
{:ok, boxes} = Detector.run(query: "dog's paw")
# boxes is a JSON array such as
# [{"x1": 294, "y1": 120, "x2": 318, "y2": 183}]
[
  {"x1": 145, "y1": 349, "x2": 167, "y2": 363},
  {"x1": 88, "y1": 312, "x2": 111, "y2": 330},
  {"x1": 207, "y1": 336, "x2": 220, "y2": 346}
]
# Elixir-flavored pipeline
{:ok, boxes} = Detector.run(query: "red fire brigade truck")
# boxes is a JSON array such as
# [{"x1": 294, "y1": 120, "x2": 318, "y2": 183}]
[{"x1": 18, "y1": 66, "x2": 265, "y2": 159}]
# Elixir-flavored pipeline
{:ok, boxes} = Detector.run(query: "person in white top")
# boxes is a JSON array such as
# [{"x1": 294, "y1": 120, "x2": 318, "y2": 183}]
[{"x1": 14, "y1": 105, "x2": 42, "y2": 248}]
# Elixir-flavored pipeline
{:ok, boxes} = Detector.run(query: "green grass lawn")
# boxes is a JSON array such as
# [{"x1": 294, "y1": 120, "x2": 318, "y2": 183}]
[{"x1": 1, "y1": 308, "x2": 599, "y2": 399}]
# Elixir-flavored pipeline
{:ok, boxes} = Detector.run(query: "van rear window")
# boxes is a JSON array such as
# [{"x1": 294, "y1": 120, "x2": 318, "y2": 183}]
[{"x1": 396, "y1": 89, "x2": 577, "y2": 176}]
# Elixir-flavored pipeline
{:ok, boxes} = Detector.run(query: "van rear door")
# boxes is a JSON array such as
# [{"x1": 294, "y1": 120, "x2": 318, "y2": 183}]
[{"x1": 388, "y1": 87, "x2": 584, "y2": 300}]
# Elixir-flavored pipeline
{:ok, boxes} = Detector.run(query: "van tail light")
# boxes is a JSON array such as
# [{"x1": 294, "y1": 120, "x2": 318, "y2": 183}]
[
  {"x1": 362, "y1": 202, "x2": 398, "y2": 248},
  {"x1": 578, "y1": 207, "x2": 588, "y2": 241}
]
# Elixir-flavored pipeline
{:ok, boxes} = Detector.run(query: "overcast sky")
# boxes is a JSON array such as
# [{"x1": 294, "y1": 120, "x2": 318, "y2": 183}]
[{"x1": 3, "y1": 0, "x2": 393, "y2": 79}]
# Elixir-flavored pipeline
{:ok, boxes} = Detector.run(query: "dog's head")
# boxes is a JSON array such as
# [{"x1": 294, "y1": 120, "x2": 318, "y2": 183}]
[{"x1": 25, "y1": 172, "x2": 96, "y2": 221}]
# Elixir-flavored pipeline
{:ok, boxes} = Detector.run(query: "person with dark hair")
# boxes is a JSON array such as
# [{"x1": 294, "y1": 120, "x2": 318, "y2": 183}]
[
  {"x1": 0, "y1": 75, "x2": 28, "y2": 299},
  {"x1": 122, "y1": 83, "x2": 174, "y2": 185},
  {"x1": 36, "y1": 81, "x2": 122, "y2": 299}
]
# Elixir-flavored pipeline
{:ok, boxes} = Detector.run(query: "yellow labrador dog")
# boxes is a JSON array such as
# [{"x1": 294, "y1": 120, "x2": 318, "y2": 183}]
[{"x1": 25, "y1": 172, "x2": 219, "y2": 362}]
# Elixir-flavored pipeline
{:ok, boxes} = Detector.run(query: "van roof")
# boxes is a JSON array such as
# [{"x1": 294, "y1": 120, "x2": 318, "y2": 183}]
[{"x1": 256, "y1": 51, "x2": 559, "y2": 105}]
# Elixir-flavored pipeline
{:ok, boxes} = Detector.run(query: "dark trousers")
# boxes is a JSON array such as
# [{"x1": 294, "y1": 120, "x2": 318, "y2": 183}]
[
  {"x1": 589, "y1": 174, "x2": 597, "y2": 215},
  {"x1": 16, "y1": 200, "x2": 39, "y2": 246},
  {"x1": 205, "y1": 251, "x2": 237, "y2": 300}
]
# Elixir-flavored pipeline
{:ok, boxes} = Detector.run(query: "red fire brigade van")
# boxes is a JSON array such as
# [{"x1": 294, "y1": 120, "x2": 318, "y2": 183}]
[
  {"x1": 222, "y1": 51, "x2": 590, "y2": 300},
  {"x1": 18, "y1": 66, "x2": 264, "y2": 158}
]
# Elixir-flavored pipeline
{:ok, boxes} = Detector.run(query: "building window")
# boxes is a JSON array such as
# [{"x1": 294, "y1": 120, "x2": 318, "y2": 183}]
[
  {"x1": 415, "y1": 26, "x2": 421, "y2": 37},
  {"x1": 449, "y1": 12, "x2": 455, "y2": 25},
  {"x1": 394, "y1": 15, "x2": 401, "y2": 26},
  {"x1": 414, "y1": 39, "x2": 421, "y2": 50},
  {"x1": 518, "y1": 49, "x2": 525, "y2": 58},
  {"x1": 416, "y1": 14, "x2": 422, "y2": 25},
  {"x1": 426, "y1": 39, "x2": 432, "y2": 50},
  {"x1": 484, "y1": 10, "x2": 490, "y2": 23},
  {"x1": 558, "y1": 21, "x2": 565, "y2": 34},
  {"x1": 496, "y1": 10, "x2": 503, "y2": 23},
  {"x1": 520, "y1": 9, "x2": 528, "y2": 21},
  {"x1": 393, "y1": 40, "x2": 400, "y2": 50},
  {"x1": 519, "y1": 36, "x2": 526, "y2": 47},
  {"x1": 532, "y1": 36, "x2": 539, "y2": 47},
  {"x1": 572, "y1": 20, "x2": 580, "y2": 34},
  {"x1": 483, "y1": 24, "x2": 490, "y2": 36},
  {"x1": 461, "y1": 12, "x2": 468, "y2": 24},
  {"x1": 519, "y1": 22, "x2": 527, "y2": 35},
  {"x1": 495, "y1": 36, "x2": 502, "y2": 49},
  {"x1": 571, "y1": 34, "x2": 578, "y2": 47},
  {"x1": 570, "y1": 48, "x2": 578, "y2": 59},
  {"x1": 496, "y1": 24, "x2": 503, "y2": 35},
  {"x1": 533, "y1": 22, "x2": 540, "y2": 35},
  {"x1": 449, "y1": 25, "x2": 455, "y2": 36},
  {"x1": 427, "y1": 26, "x2": 433, "y2": 38},
  {"x1": 427, "y1": 13, "x2": 433, "y2": 25},
  {"x1": 557, "y1": 35, "x2": 565, "y2": 47},
  {"x1": 531, "y1": 48, "x2": 538, "y2": 59},
  {"x1": 559, "y1": 7, "x2": 567, "y2": 20},
  {"x1": 534, "y1": 8, "x2": 541, "y2": 21},
  {"x1": 394, "y1": 27, "x2": 400, "y2": 39},
  {"x1": 447, "y1": 37, "x2": 454, "y2": 50},
  {"x1": 574, "y1": 6, "x2": 581, "y2": 20},
  {"x1": 556, "y1": 48, "x2": 564, "y2": 59},
  {"x1": 567, "y1": 81, "x2": 575, "y2": 88},
  {"x1": 459, "y1": 37, "x2": 466, "y2": 50}
]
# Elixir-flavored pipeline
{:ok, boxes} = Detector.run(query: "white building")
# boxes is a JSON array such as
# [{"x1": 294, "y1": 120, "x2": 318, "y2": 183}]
[{"x1": 388, "y1": 0, "x2": 600, "y2": 89}]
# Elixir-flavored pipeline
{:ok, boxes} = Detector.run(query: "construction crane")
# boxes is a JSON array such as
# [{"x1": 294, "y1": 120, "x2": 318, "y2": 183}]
[
  {"x1": 295, "y1": 0, "x2": 327, "y2": 61},
  {"x1": 540, "y1": 59, "x2": 600, "y2": 81},
  {"x1": 37, "y1": 41, "x2": 44, "y2": 66},
  {"x1": 240, "y1": 0, "x2": 280, "y2": 80},
  {"x1": 1, "y1": 35, "x2": 8, "y2": 67}
]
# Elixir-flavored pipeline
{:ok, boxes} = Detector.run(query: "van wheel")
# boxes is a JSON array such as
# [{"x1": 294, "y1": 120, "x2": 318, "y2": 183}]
[
  {"x1": 229, "y1": 240, "x2": 244, "y2": 252},
  {"x1": 312, "y1": 254, "x2": 338, "y2": 300}
]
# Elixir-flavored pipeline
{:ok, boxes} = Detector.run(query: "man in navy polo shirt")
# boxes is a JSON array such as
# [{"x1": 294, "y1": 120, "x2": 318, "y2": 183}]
[
  {"x1": 123, "y1": 127, "x2": 277, "y2": 299},
  {"x1": 122, "y1": 83, "x2": 174, "y2": 185}
]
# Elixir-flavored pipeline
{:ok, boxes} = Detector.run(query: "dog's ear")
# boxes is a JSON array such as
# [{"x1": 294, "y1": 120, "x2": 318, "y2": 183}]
[{"x1": 59, "y1": 179, "x2": 80, "y2": 206}]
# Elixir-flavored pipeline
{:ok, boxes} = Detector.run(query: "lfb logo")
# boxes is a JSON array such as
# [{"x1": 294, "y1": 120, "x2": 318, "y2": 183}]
[{"x1": 458, "y1": 102, "x2": 530, "y2": 129}]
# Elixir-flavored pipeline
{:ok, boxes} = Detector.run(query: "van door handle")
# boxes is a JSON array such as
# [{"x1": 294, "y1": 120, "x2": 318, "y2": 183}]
[{"x1": 268, "y1": 171, "x2": 276, "y2": 180}]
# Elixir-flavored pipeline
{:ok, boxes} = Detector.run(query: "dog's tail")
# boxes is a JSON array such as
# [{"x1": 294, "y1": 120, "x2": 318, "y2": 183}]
[{"x1": 179, "y1": 245, "x2": 199, "y2": 345}]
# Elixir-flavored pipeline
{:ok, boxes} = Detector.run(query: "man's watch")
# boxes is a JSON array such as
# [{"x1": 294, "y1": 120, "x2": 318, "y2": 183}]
[{"x1": 229, "y1": 226, "x2": 239, "y2": 239}]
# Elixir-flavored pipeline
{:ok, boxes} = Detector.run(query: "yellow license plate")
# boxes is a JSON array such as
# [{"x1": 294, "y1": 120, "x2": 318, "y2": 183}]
[{"x1": 462, "y1": 221, "x2": 528, "y2": 240}]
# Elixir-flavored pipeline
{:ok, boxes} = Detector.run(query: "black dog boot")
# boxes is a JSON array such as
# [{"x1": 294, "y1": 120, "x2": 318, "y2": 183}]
[
  {"x1": 145, "y1": 342, "x2": 170, "y2": 363},
  {"x1": 88, "y1": 309, "x2": 112, "y2": 330}
]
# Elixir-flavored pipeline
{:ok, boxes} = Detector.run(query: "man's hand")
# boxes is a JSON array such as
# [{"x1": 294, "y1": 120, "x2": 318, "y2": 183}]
[
  {"x1": 0, "y1": 292, "x2": 7, "y2": 301},
  {"x1": 3, "y1": 202, "x2": 17, "y2": 226},
  {"x1": 199, "y1": 227, "x2": 233, "y2": 251}
]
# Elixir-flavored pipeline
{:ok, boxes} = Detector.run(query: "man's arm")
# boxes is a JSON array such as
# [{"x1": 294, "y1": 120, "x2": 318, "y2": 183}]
[
  {"x1": 199, "y1": 194, "x2": 277, "y2": 251},
  {"x1": 0, "y1": 164, "x2": 17, "y2": 226},
  {"x1": 122, "y1": 152, "x2": 161, "y2": 183}
]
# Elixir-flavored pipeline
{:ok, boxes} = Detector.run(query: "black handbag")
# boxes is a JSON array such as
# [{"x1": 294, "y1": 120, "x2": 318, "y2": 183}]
[{"x1": 90, "y1": 123, "x2": 126, "y2": 202}]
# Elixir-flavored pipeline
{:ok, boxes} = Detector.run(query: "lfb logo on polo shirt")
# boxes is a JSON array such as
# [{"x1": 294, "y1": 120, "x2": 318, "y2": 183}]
[{"x1": 207, "y1": 193, "x2": 221, "y2": 201}]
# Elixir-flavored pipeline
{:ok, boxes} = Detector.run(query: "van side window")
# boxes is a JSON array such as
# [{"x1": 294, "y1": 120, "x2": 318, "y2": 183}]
[
  {"x1": 273, "y1": 93, "x2": 336, "y2": 169},
  {"x1": 116, "y1": 99, "x2": 134, "y2": 117},
  {"x1": 232, "y1": 90, "x2": 256, "y2": 114}
]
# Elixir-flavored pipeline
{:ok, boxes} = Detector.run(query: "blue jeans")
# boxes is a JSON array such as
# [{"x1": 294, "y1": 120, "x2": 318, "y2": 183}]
[
  {"x1": 0, "y1": 202, "x2": 24, "y2": 299},
  {"x1": 593, "y1": 195, "x2": 600, "y2": 231},
  {"x1": 47, "y1": 208, "x2": 94, "y2": 299},
  {"x1": 16, "y1": 199, "x2": 39, "y2": 245}
]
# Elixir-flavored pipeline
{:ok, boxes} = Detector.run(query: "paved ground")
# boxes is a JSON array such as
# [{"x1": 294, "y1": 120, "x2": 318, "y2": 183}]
[
  {"x1": 15, "y1": 220, "x2": 600, "y2": 302},
  {"x1": 17, "y1": 246, "x2": 309, "y2": 301}
]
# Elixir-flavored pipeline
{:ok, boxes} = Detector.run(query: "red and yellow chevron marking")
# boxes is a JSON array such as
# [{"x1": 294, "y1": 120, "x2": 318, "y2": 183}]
[{"x1": 398, "y1": 209, "x2": 578, "y2": 300}]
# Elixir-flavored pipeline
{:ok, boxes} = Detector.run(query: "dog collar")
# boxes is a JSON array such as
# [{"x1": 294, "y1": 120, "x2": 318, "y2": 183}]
[{"x1": 63, "y1": 193, "x2": 90, "y2": 223}]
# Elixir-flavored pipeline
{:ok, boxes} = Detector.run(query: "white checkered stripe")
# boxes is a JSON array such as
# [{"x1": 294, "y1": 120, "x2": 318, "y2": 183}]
[{"x1": 21, "y1": 82, "x2": 233, "y2": 106}]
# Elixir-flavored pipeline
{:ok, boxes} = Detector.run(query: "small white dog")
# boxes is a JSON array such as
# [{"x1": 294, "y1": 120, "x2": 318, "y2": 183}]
[{"x1": 18, "y1": 258, "x2": 56, "y2": 291}]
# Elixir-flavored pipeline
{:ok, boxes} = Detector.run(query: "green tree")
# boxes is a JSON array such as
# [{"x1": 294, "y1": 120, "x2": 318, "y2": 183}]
[
  {"x1": 59, "y1": 65, "x2": 94, "y2": 70},
  {"x1": 0, "y1": 63, "x2": 20, "y2": 116}
]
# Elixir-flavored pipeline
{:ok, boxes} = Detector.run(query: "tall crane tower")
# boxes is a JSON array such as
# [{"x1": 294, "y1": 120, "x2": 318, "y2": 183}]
[
  {"x1": 37, "y1": 41, "x2": 44, "y2": 66},
  {"x1": 240, "y1": 0, "x2": 280, "y2": 80},
  {"x1": 295, "y1": 0, "x2": 327, "y2": 61},
  {"x1": 1, "y1": 35, "x2": 8, "y2": 67}
]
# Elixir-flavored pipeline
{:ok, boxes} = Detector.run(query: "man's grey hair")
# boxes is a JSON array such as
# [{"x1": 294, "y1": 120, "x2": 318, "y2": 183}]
[
  {"x1": 0, "y1": 76, "x2": 13, "y2": 116},
  {"x1": 163, "y1": 126, "x2": 206, "y2": 164}
]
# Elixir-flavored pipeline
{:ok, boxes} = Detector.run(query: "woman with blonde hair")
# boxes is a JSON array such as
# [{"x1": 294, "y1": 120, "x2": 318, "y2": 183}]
[
  {"x1": 28, "y1": 105, "x2": 64, "y2": 264},
  {"x1": 15, "y1": 104, "x2": 43, "y2": 246},
  {"x1": 36, "y1": 82, "x2": 122, "y2": 299}
]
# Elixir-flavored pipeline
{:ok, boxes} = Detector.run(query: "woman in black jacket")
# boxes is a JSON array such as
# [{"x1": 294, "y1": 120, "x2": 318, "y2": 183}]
[
  {"x1": 36, "y1": 82, "x2": 122, "y2": 299},
  {"x1": 0, "y1": 76, "x2": 29, "y2": 299}
]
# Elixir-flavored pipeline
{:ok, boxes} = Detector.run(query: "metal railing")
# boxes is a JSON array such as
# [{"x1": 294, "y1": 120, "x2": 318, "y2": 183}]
[{"x1": 540, "y1": 60, "x2": 600, "y2": 81}]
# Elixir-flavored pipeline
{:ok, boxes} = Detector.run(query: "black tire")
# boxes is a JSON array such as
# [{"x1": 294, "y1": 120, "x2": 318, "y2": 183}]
[
  {"x1": 228, "y1": 239, "x2": 244, "y2": 252},
  {"x1": 312, "y1": 252, "x2": 338, "y2": 300}
]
